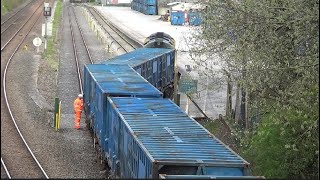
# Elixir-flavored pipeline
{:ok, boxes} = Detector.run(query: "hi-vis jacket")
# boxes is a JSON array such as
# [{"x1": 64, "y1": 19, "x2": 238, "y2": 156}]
[{"x1": 74, "y1": 97, "x2": 83, "y2": 112}]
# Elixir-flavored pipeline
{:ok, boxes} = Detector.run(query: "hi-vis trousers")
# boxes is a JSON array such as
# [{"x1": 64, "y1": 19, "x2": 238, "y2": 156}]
[{"x1": 74, "y1": 111, "x2": 81, "y2": 129}]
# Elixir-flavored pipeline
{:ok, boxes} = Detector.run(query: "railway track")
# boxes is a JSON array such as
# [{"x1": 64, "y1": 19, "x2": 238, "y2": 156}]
[
  {"x1": 1, "y1": 0, "x2": 45, "y2": 51},
  {"x1": 67, "y1": 5, "x2": 94, "y2": 93},
  {"x1": 1, "y1": 0, "x2": 50, "y2": 178},
  {"x1": 1, "y1": 0, "x2": 33, "y2": 26},
  {"x1": 85, "y1": 5, "x2": 142, "y2": 53},
  {"x1": 67, "y1": 4, "x2": 109, "y2": 172},
  {"x1": 66, "y1": 4, "x2": 146, "y2": 174},
  {"x1": 1, "y1": 158, "x2": 11, "y2": 179},
  {"x1": 66, "y1": 4, "x2": 143, "y2": 89}
]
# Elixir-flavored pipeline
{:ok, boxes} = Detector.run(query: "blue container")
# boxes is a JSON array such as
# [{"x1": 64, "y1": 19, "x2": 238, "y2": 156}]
[
  {"x1": 159, "y1": 174, "x2": 265, "y2": 179},
  {"x1": 83, "y1": 64, "x2": 162, "y2": 149},
  {"x1": 131, "y1": 2, "x2": 136, "y2": 10},
  {"x1": 134, "y1": 2, "x2": 139, "y2": 12},
  {"x1": 189, "y1": 11, "x2": 202, "y2": 26},
  {"x1": 170, "y1": 11, "x2": 185, "y2": 25},
  {"x1": 105, "y1": 97, "x2": 252, "y2": 178},
  {"x1": 145, "y1": 5, "x2": 157, "y2": 15},
  {"x1": 100, "y1": 48, "x2": 175, "y2": 92},
  {"x1": 135, "y1": 2, "x2": 139, "y2": 12},
  {"x1": 139, "y1": 3, "x2": 143, "y2": 13},
  {"x1": 144, "y1": 0, "x2": 156, "y2": 6}
]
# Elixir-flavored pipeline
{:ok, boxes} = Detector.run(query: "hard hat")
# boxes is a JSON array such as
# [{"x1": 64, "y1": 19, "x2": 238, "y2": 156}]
[{"x1": 78, "y1": 94, "x2": 83, "y2": 98}]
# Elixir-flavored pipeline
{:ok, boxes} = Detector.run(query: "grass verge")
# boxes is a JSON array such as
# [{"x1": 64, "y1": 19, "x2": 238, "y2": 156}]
[
  {"x1": 42, "y1": 0, "x2": 62, "y2": 70},
  {"x1": 199, "y1": 119, "x2": 220, "y2": 133}
]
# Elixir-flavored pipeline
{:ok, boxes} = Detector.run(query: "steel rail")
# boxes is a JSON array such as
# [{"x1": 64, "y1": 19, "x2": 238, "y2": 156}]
[
  {"x1": 1, "y1": 0, "x2": 45, "y2": 51},
  {"x1": 2, "y1": 9, "x2": 49, "y2": 179},
  {"x1": 71, "y1": 6, "x2": 94, "y2": 64},
  {"x1": 1, "y1": 0, "x2": 33, "y2": 26},
  {"x1": 1, "y1": 23, "x2": 14, "y2": 34},
  {"x1": 1, "y1": 158, "x2": 11, "y2": 179},
  {"x1": 85, "y1": 6, "x2": 139, "y2": 53},
  {"x1": 89, "y1": 6, "x2": 143, "y2": 49},
  {"x1": 85, "y1": 7, "x2": 127, "y2": 53},
  {"x1": 67, "y1": 6, "x2": 83, "y2": 94},
  {"x1": 89, "y1": 7, "x2": 139, "y2": 50}
]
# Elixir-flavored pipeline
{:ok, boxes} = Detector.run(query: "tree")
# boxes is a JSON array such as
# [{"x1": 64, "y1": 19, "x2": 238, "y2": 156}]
[{"x1": 188, "y1": 0, "x2": 319, "y2": 178}]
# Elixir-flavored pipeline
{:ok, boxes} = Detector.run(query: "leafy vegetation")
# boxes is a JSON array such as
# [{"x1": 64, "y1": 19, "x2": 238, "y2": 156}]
[
  {"x1": 242, "y1": 109, "x2": 318, "y2": 178},
  {"x1": 189, "y1": 0, "x2": 319, "y2": 178}
]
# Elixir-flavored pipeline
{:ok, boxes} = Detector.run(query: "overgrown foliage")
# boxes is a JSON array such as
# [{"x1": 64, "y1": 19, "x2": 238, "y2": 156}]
[
  {"x1": 242, "y1": 109, "x2": 318, "y2": 178},
  {"x1": 189, "y1": 0, "x2": 319, "y2": 178}
]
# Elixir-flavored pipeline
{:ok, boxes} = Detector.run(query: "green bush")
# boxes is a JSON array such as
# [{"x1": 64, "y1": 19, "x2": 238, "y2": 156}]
[{"x1": 242, "y1": 109, "x2": 319, "y2": 178}]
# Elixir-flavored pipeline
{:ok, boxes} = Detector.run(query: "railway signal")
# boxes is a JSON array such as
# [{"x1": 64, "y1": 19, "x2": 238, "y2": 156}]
[{"x1": 43, "y1": 2, "x2": 52, "y2": 50}]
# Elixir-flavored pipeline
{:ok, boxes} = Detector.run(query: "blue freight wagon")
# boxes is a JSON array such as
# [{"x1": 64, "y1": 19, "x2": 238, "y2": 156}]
[
  {"x1": 100, "y1": 48, "x2": 175, "y2": 95},
  {"x1": 144, "y1": 0, "x2": 156, "y2": 6},
  {"x1": 144, "y1": 5, "x2": 157, "y2": 15},
  {"x1": 83, "y1": 64, "x2": 162, "y2": 150},
  {"x1": 131, "y1": 2, "x2": 136, "y2": 10},
  {"x1": 105, "y1": 97, "x2": 256, "y2": 178},
  {"x1": 138, "y1": 3, "x2": 143, "y2": 13}
]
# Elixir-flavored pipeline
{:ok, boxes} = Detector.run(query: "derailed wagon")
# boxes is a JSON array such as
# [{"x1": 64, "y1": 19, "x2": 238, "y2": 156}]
[
  {"x1": 100, "y1": 48, "x2": 175, "y2": 98},
  {"x1": 83, "y1": 64, "x2": 163, "y2": 160},
  {"x1": 83, "y1": 32, "x2": 264, "y2": 179},
  {"x1": 104, "y1": 97, "x2": 262, "y2": 179}
]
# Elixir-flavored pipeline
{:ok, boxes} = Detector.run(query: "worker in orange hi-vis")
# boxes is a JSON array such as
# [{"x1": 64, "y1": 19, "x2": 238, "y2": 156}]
[{"x1": 74, "y1": 94, "x2": 84, "y2": 129}]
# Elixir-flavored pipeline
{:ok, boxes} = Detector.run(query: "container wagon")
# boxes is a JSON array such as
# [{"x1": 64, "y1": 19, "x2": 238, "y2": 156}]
[
  {"x1": 83, "y1": 64, "x2": 163, "y2": 160},
  {"x1": 83, "y1": 32, "x2": 263, "y2": 179},
  {"x1": 143, "y1": 32, "x2": 175, "y2": 49},
  {"x1": 100, "y1": 48, "x2": 175, "y2": 98},
  {"x1": 105, "y1": 97, "x2": 264, "y2": 179},
  {"x1": 101, "y1": 32, "x2": 176, "y2": 98}
]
